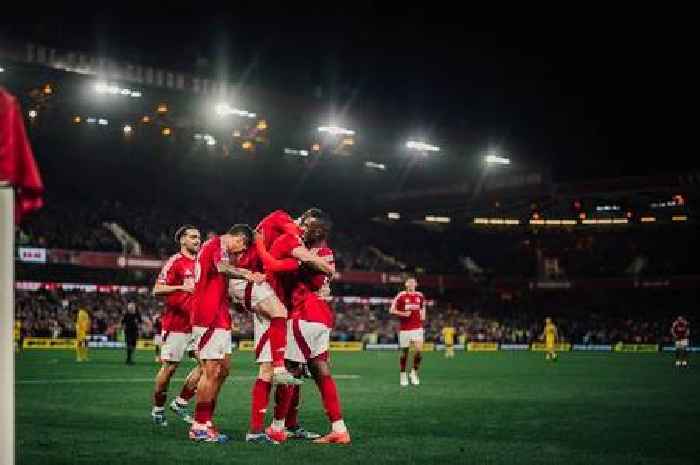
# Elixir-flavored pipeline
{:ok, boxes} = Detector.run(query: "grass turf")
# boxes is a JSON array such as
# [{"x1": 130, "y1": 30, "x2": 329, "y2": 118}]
[{"x1": 15, "y1": 349, "x2": 700, "y2": 465}]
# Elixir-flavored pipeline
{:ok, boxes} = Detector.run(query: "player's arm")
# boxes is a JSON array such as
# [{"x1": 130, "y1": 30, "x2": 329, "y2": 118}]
[
  {"x1": 153, "y1": 283, "x2": 190, "y2": 296},
  {"x1": 254, "y1": 234, "x2": 301, "y2": 273},
  {"x1": 419, "y1": 297, "x2": 426, "y2": 322},
  {"x1": 291, "y1": 246, "x2": 334, "y2": 274},
  {"x1": 216, "y1": 262, "x2": 266, "y2": 283},
  {"x1": 389, "y1": 295, "x2": 411, "y2": 318}
]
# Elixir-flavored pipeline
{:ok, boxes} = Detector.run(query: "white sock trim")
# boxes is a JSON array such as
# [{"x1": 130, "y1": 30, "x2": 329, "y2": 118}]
[
  {"x1": 152, "y1": 406, "x2": 165, "y2": 414},
  {"x1": 272, "y1": 419, "x2": 285, "y2": 430},
  {"x1": 331, "y1": 419, "x2": 347, "y2": 433}
]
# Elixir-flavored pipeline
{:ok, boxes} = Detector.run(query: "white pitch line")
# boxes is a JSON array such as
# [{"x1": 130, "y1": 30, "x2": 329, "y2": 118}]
[{"x1": 16, "y1": 374, "x2": 361, "y2": 385}]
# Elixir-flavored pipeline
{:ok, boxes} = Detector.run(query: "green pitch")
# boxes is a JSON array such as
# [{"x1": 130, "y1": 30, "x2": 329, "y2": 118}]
[{"x1": 15, "y1": 350, "x2": 700, "y2": 465}]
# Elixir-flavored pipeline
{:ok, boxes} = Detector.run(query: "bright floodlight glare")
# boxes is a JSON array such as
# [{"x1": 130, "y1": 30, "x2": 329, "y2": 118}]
[
  {"x1": 318, "y1": 126, "x2": 355, "y2": 136},
  {"x1": 387, "y1": 212, "x2": 401, "y2": 220},
  {"x1": 406, "y1": 140, "x2": 440, "y2": 152},
  {"x1": 123, "y1": 124, "x2": 132, "y2": 134},
  {"x1": 425, "y1": 215, "x2": 451, "y2": 223},
  {"x1": 86, "y1": 117, "x2": 97, "y2": 124},
  {"x1": 0, "y1": 66, "x2": 5, "y2": 73},
  {"x1": 98, "y1": 118, "x2": 108, "y2": 126},
  {"x1": 28, "y1": 110, "x2": 37, "y2": 118},
  {"x1": 485, "y1": 154, "x2": 511, "y2": 165},
  {"x1": 365, "y1": 161, "x2": 386, "y2": 170},
  {"x1": 284, "y1": 148, "x2": 309, "y2": 157}
]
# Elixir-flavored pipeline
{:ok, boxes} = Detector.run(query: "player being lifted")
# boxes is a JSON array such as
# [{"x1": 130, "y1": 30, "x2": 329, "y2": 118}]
[
  {"x1": 543, "y1": 317, "x2": 559, "y2": 361},
  {"x1": 150, "y1": 226, "x2": 203, "y2": 426},
  {"x1": 671, "y1": 315, "x2": 690, "y2": 368},
  {"x1": 265, "y1": 208, "x2": 351, "y2": 444},
  {"x1": 241, "y1": 209, "x2": 335, "y2": 444},
  {"x1": 390, "y1": 277, "x2": 426, "y2": 387},
  {"x1": 188, "y1": 225, "x2": 264, "y2": 443}
]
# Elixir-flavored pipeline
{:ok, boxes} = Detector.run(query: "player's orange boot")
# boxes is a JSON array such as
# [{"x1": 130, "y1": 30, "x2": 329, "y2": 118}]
[
  {"x1": 265, "y1": 426, "x2": 288, "y2": 443},
  {"x1": 313, "y1": 430, "x2": 351, "y2": 445}
]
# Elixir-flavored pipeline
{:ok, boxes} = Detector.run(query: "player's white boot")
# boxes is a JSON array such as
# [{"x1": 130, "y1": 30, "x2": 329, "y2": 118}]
[
  {"x1": 400, "y1": 372, "x2": 409, "y2": 387},
  {"x1": 675, "y1": 360, "x2": 682, "y2": 367},
  {"x1": 409, "y1": 369, "x2": 420, "y2": 386}
]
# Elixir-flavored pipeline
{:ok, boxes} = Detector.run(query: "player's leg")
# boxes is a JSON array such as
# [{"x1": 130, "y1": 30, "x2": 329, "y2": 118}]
[
  {"x1": 257, "y1": 294, "x2": 301, "y2": 385},
  {"x1": 246, "y1": 362, "x2": 279, "y2": 444},
  {"x1": 190, "y1": 328, "x2": 230, "y2": 443},
  {"x1": 75, "y1": 338, "x2": 82, "y2": 362},
  {"x1": 410, "y1": 335, "x2": 424, "y2": 386},
  {"x1": 152, "y1": 361, "x2": 178, "y2": 426},
  {"x1": 399, "y1": 330, "x2": 410, "y2": 386},
  {"x1": 170, "y1": 362, "x2": 201, "y2": 423},
  {"x1": 309, "y1": 356, "x2": 350, "y2": 444}
]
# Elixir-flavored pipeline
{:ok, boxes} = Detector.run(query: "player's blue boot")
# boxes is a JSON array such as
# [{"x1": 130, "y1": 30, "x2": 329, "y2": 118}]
[
  {"x1": 151, "y1": 411, "x2": 168, "y2": 427},
  {"x1": 189, "y1": 425, "x2": 230, "y2": 443},
  {"x1": 286, "y1": 425, "x2": 321, "y2": 440},
  {"x1": 245, "y1": 432, "x2": 279, "y2": 445},
  {"x1": 169, "y1": 400, "x2": 194, "y2": 424}
]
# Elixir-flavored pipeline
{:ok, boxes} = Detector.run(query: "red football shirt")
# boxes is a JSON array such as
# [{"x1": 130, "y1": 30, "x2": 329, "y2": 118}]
[
  {"x1": 393, "y1": 291, "x2": 425, "y2": 331},
  {"x1": 156, "y1": 253, "x2": 195, "y2": 333},
  {"x1": 190, "y1": 236, "x2": 232, "y2": 330},
  {"x1": 266, "y1": 233, "x2": 303, "y2": 308},
  {"x1": 291, "y1": 245, "x2": 334, "y2": 328},
  {"x1": 672, "y1": 320, "x2": 689, "y2": 339},
  {"x1": 235, "y1": 246, "x2": 263, "y2": 272},
  {"x1": 256, "y1": 209, "x2": 300, "y2": 250}
]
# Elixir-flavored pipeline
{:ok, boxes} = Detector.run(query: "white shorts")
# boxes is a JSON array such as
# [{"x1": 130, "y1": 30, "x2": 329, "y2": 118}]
[
  {"x1": 253, "y1": 312, "x2": 272, "y2": 363},
  {"x1": 160, "y1": 331, "x2": 192, "y2": 363},
  {"x1": 229, "y1": 279, "x2": 276, "y2": 312},
  {"x1": 399, "y1": 329, "x2": 424, "y2": 349},
  {"x1": 286, "y1": 319, "x2": 331, "y2": 363},
  {"x1": 153, "y1": 334, "x2": 163, "y2": 346},
  {"x1": 676, "y1": 339, "x2": 689, "y2": 349},
  {"x1": 192, "y1": 326, "x2": 232, "y2": 360}
]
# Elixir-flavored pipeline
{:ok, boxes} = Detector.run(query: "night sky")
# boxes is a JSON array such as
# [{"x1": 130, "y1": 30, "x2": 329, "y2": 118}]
[{"x1": 1, "y1": 6, "x2": 693, "y2": 182}]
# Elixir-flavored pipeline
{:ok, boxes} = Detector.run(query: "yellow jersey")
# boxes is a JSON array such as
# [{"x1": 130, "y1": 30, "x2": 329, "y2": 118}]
[
  {"x1": 544, "y1": 322, "x2": 557, "y2": 345},
  {"x1": 14, "y1": 321, "x2": 21, "y2": 341},
  {"x1": 442, "y1": 326, "x2": 456, "y2": 345},
  {"x1": 77, "y1": 309, "x2": 90, "y2": 339}
]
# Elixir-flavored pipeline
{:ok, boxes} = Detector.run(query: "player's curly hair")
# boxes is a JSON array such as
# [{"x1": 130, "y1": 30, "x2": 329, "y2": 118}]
[
  {"x1": 227, "y1": 224, "x2": 254, "y2": 246},
  {"x1": 302, "y1": 208, "x2": 332, "y2": 244},
  {"x1": 174, "y1": 225, "x2": 198, "y2": 244}
]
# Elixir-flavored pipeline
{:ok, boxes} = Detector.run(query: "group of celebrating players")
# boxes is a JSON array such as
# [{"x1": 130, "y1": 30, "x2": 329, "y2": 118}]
[{"x1": 148, "y1": 208, "x2": 351, "y2": 445}]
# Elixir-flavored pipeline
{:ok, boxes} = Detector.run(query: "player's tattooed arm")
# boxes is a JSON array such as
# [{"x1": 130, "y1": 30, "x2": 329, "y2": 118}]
[
  {"x1": 152, "y1": 282, "x2": 193, "y2": 296},
  {"x1": 291, "y1": 246, "x2": 334, "y2": 274},
  {"x1": 216, "y1": 262, "x2": 266, "y2": 283}
]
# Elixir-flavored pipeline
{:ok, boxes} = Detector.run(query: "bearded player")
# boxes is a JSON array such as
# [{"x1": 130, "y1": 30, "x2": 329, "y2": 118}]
[
  {"x1": 151, "y1": 226, "x2": 203, "y2": 426},
  {"x1": 241, "y1": 209, "x2": 335, "y2": 444},
  {"x1": 188, "y1": 225, "x2": 265, "y2": 443},
  {"x1": 265, "y1": 209, "x2": 350, "y2": 444},
  {"x1": 671, "y1": 316, "x2": 690, "y2": 368},
  {"x1": 390, "y1": 277, "x2": 426, "y2": 387}
]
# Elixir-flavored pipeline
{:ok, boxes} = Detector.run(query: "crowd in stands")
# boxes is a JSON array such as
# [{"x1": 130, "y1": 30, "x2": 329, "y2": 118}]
[
  {"x1": 15, "y1": 287, "x2": 695, "y2": 346},
  {"x1": 16, "y1": 196, "x2": 700, "y2": 279}
]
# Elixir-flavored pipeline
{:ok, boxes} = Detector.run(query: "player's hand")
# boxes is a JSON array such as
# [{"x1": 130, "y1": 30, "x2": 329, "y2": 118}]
[{"x1": 250, "y1": 272, "x2": 266, "y2": 284}]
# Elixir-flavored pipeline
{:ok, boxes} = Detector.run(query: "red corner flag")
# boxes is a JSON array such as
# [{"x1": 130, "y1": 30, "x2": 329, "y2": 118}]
[{"x1": 0, "y1": 87, "x2": 44, "y2": 223}]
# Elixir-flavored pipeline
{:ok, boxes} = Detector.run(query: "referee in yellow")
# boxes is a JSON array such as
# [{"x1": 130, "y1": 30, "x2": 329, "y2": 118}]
[
  {"x1": 442, "y1": 320, "x2": 456, "y2": 358},
  {"x1": 76, "y1": 306, "x2": 91, "y2": 362},
  {"x1": 543, "y1": 317, "x2": 559, "y2": 361}
]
